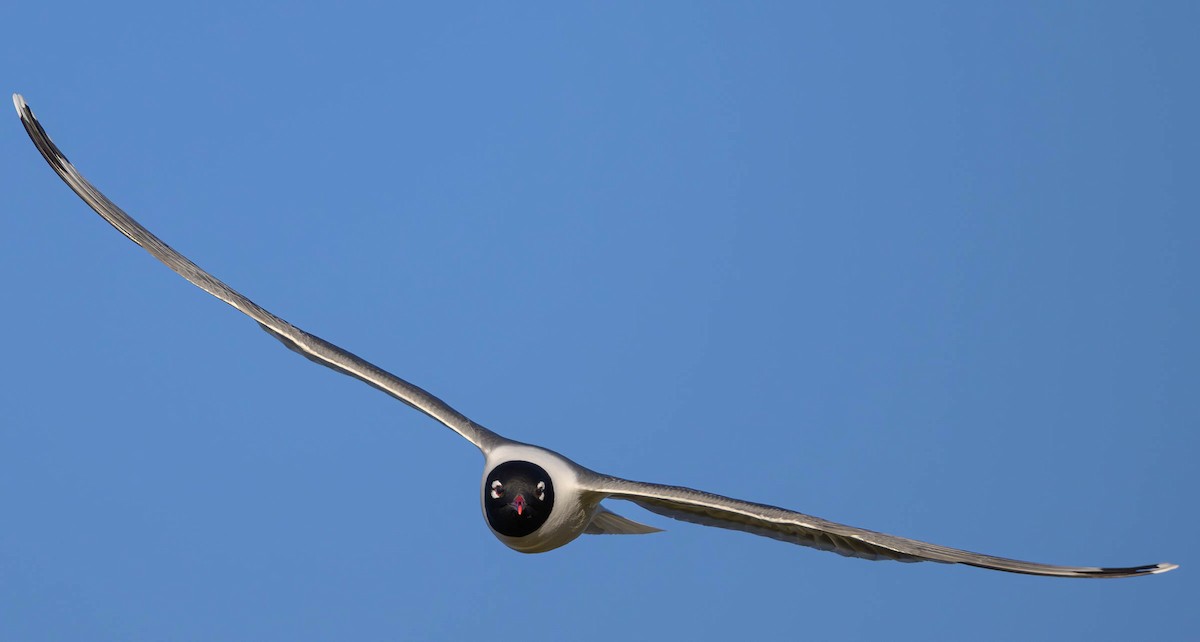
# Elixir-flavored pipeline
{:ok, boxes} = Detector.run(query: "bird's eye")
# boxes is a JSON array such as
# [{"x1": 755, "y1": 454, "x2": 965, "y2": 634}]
[
  {"x1": 535, "y1": 481, "x2": 546, "y2": 501},
  {"x1": 490, "y1": 480, "x2": 504, "y2": 499}
]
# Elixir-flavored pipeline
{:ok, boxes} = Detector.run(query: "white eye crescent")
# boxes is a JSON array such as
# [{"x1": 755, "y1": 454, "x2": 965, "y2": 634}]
[
  {"x1": 535, "y1": 481, "x2": 546, "y2": 501},
  {"x1": 490, "y1": 480, "x2": 504, "y2": 499}
]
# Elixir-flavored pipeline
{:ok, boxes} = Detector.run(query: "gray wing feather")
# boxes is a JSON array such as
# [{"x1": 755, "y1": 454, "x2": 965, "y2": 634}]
[
  {"x1": 13, "y1": 94, "x2": 504, "y2": 454},
  {"x1": 584, "y1": 504, "x2": 663, "y2": 535},
  {"x1": 593, "y1": 476, "x2": 1176, "y2": 578}
]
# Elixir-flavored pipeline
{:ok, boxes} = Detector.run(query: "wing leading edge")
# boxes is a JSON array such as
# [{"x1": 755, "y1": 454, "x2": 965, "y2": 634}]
[
  {"x1": 593, "y1": 476, "x2": 1177, "y2": 578},
  {"x1": 13, "y1": 94, "x2": 505, "y2": 454}
]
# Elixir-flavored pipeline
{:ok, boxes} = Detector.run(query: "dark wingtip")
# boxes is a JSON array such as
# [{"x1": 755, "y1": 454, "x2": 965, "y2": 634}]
[
  {"x1": 1066, "y1": 561, "x2": 1177, "y2": 579},
  {"x1": 12, "y1": 93, "x2": 73, "y2": 171},
  {"x1": 1105, "y1": 562, "x2": 1178, "y2": 577},
  {"x1": 961, "y1": 560, "x2": 1179, "y2": 579}
]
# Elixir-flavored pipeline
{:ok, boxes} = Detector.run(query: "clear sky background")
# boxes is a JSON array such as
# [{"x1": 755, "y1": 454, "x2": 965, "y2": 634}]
[{"x1": 1, "y1": 3, "x2": 1195, "y2": 640}]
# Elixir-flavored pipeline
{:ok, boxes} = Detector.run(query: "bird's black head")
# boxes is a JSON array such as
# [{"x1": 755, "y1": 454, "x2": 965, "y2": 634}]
[{"x1": 484, "y1": 460, "x2": 555, "y2": 538}]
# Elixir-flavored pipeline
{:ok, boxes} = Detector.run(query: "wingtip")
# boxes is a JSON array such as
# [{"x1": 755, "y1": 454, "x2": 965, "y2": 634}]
[
  {"x1": 13, "y1": 92, "x2": 26, "y2": 115},
  {"x1": 1108, "y1": 562, "x2": 1180, "y2": 578},
  {"x1": 1150, "y1": 562, "x2": 1179, "y2": 575}
]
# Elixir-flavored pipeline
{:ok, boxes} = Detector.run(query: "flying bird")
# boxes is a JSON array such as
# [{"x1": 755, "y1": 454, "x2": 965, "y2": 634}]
[{"x1": 13, "y1": 93, "x2": 1177, "y2": 579}]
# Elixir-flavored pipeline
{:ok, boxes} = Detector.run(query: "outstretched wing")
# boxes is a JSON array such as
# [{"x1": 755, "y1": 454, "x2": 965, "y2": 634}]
[
  {"x1": 591, "y1": 475, "x2": 1176, "y2": 578},
  {"x1": 13, "y1": 94, "x2": 505, "y2": 454}
]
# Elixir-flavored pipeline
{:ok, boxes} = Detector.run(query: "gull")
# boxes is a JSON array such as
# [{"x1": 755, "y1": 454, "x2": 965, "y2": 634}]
[{"x1": 13, "y1": 93, "x2": 1177, "y2": 578}]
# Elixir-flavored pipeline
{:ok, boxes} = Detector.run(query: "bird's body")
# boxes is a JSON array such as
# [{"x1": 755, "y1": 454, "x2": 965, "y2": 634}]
[
  {"x1": 12, "y1": 93, "x2": 1177, "y2": 579},
  {"x1": 483, "y1": 443, "x2": 600, "y2": 554}
]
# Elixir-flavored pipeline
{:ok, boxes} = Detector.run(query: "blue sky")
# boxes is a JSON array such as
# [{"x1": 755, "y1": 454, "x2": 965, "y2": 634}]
[{"x1": 2, "y1": 2, "x2": 1195, "y2": 640}]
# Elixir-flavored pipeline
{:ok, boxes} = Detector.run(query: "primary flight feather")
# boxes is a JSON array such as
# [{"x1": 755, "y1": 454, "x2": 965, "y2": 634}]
[{"x1": 13, "y1": 93, "x2": 1176, "y2": 579}]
